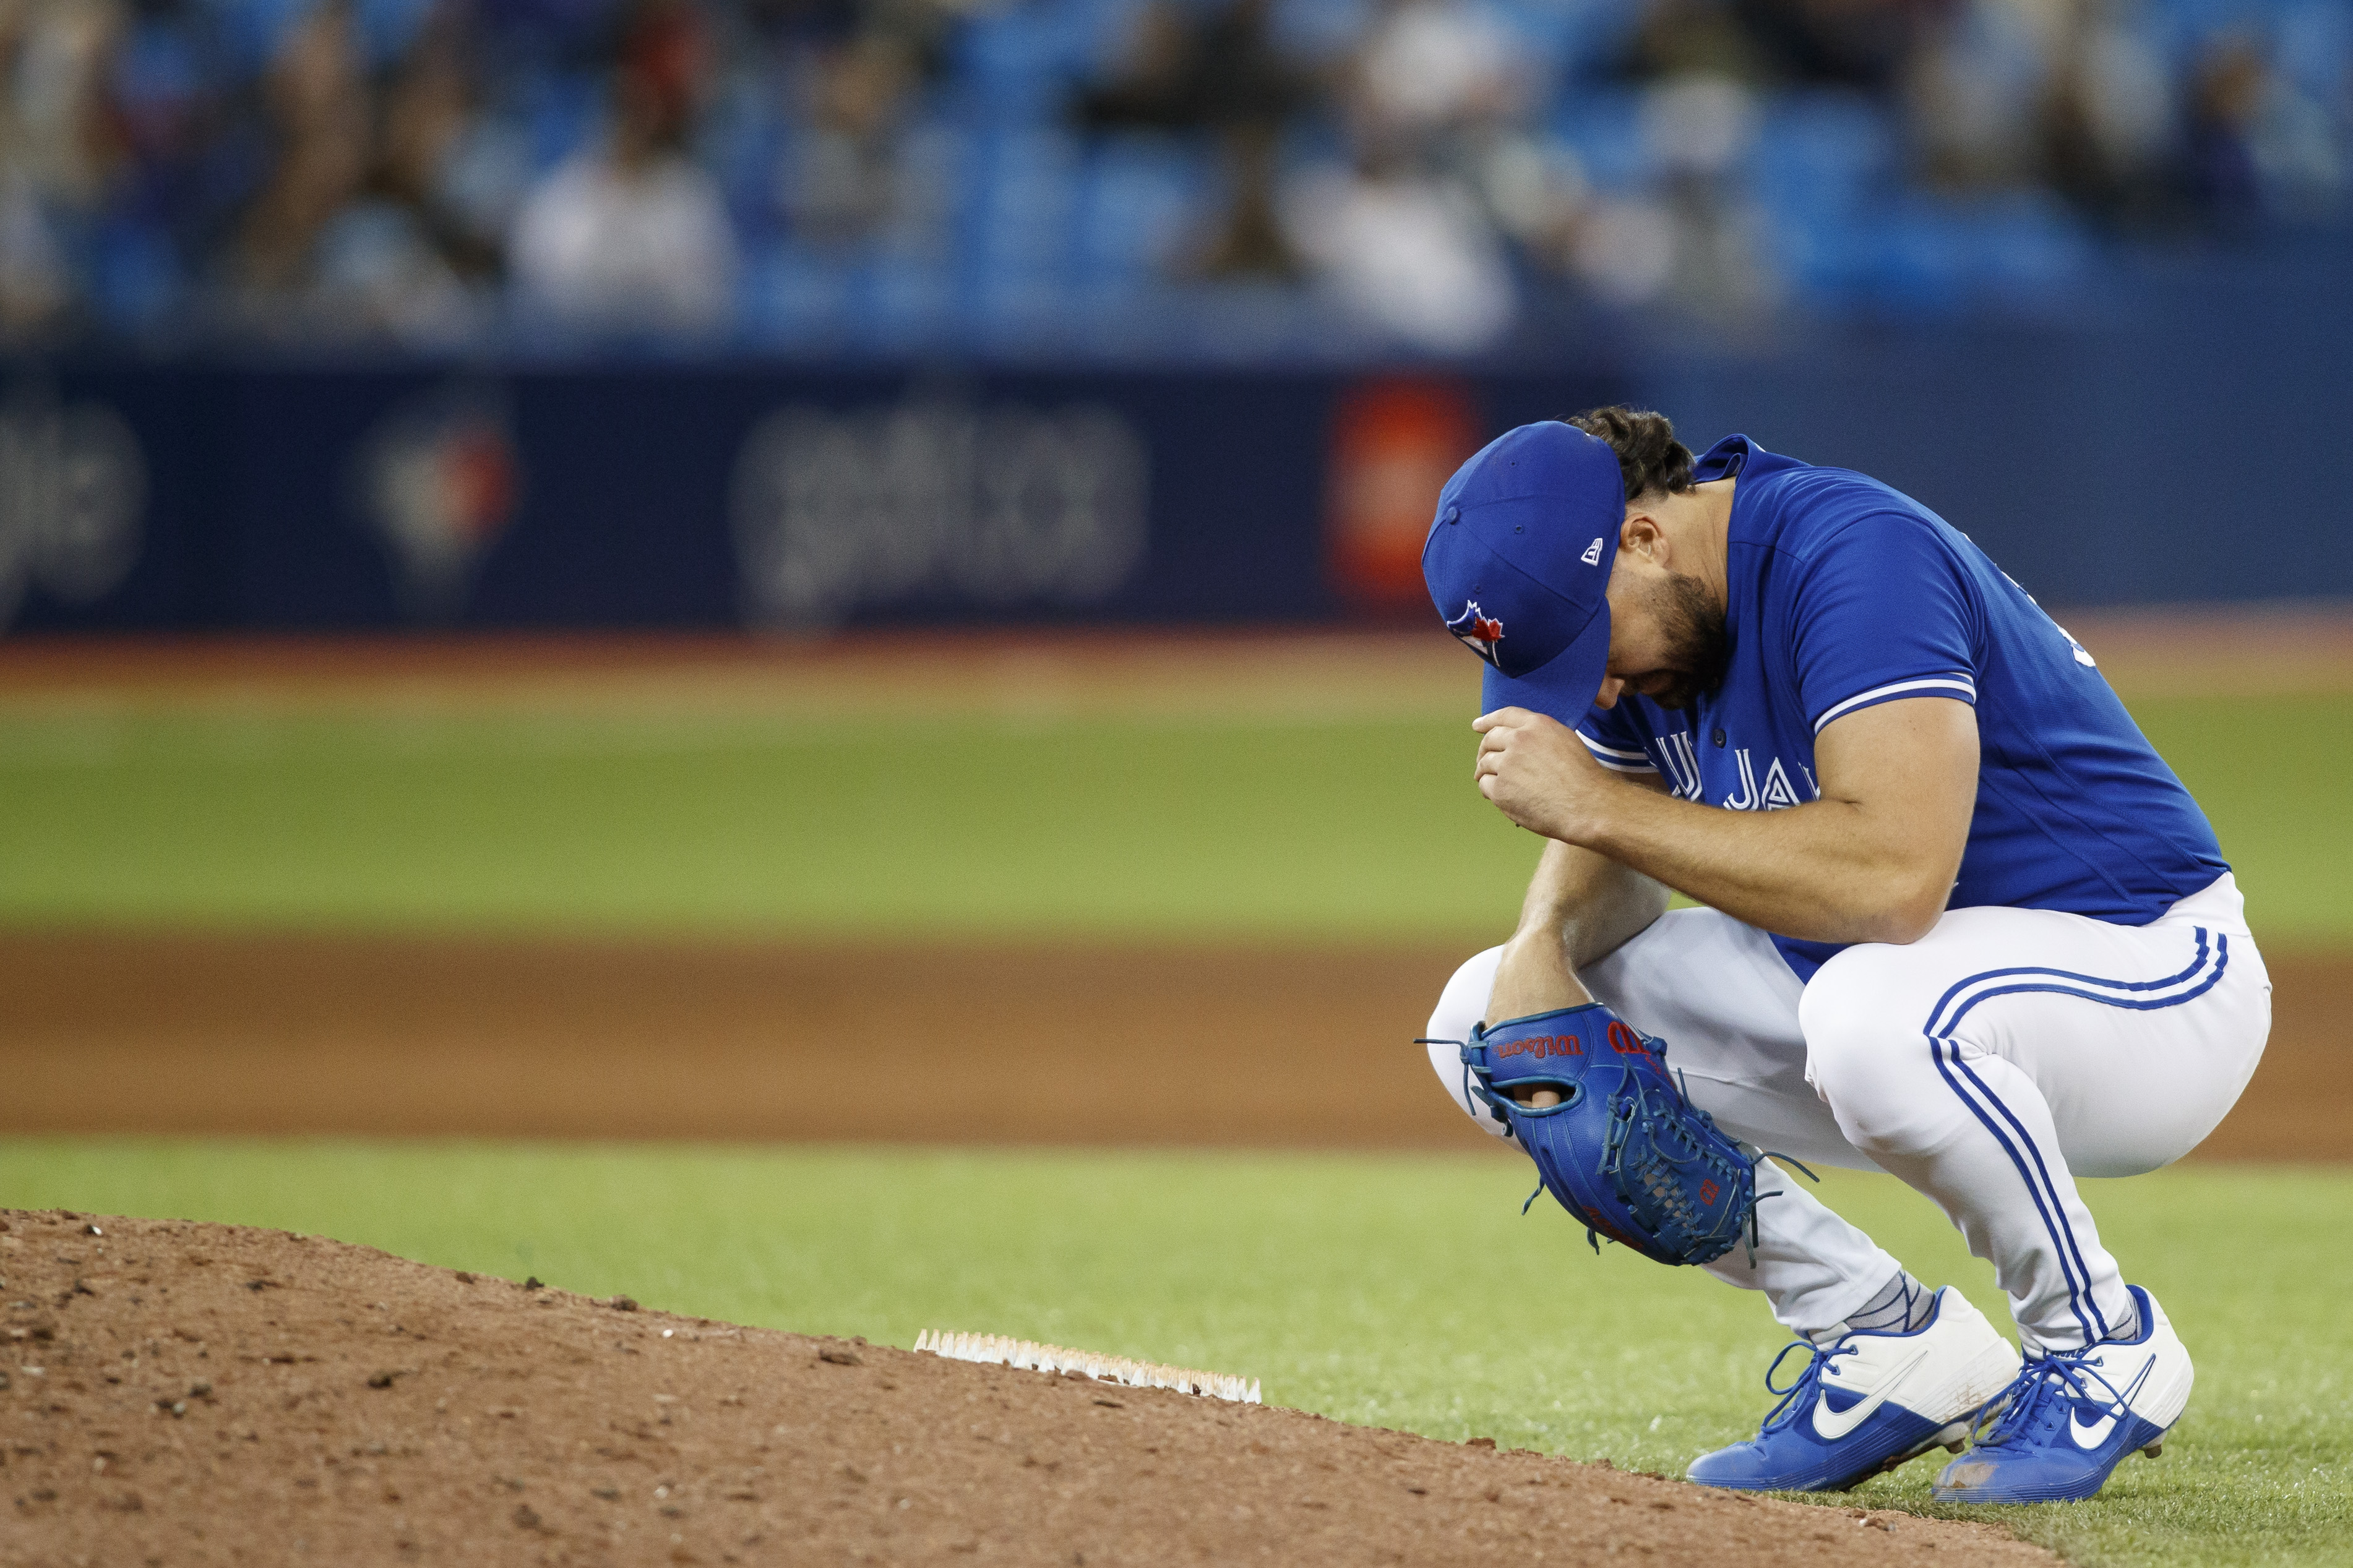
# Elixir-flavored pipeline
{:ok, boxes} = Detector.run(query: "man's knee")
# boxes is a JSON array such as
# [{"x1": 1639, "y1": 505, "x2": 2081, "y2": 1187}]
[
  {"x1": 1798, "y1": 945, "x2": 1948, "y2": 1152},
  {"x1": 1426, "y1": 946, "x2": 1511, "y2": 1140}
]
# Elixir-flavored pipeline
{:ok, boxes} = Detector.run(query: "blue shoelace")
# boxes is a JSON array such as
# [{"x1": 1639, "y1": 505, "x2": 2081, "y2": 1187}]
[
  {"x1": 1755, "y1": 1339, "x2": 1844, "y2": 1437},
  {"x1": 1972, "y1": 1348, "x2": 2140, "y2": 1450}
]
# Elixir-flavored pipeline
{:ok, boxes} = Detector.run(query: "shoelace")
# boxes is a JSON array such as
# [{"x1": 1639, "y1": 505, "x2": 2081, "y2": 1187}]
[
  {"x1": 1755, "y1": 1339, "x2": 1846, "y2": 1437},
  {"x1": 1973, "y1": 1348, "x2": 2135, "y2": 1450}
]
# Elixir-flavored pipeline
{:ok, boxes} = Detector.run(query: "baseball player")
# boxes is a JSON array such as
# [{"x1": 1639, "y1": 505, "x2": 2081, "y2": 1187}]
[{"x1": 1419, "y1": 409, "x2": 2269, "y2": 1502}]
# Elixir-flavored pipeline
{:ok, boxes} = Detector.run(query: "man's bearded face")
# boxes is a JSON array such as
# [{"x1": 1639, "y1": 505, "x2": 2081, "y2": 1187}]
[{"x1": 1633, "y1": 570, "x2": 1728, "y2": 711}]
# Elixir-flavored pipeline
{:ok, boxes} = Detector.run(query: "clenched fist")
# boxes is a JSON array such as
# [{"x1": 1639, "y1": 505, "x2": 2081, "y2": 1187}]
[{"x1": 1472, "y1": 706, "x2": 1619, "y2": 843}]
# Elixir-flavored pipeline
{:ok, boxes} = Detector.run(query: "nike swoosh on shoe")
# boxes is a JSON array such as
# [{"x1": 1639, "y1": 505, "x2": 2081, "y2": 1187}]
[
  {"x1": 1812, "y1": 1347, "x2": 1933, "y2": 1442},
  {"x1": 2070, "y1": 1409, "x2": 2119, "y2": 1447}
]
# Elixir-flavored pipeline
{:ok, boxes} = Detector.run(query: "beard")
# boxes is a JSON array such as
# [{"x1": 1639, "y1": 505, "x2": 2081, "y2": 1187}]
[{"x1": 1643, "y1": 571, "x2": 1729, "y2": 711}]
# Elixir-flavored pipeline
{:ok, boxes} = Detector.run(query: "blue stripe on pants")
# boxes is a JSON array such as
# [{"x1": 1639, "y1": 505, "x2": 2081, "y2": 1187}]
[{"x1": 1917, "y1": 930, "x2": 2227, "y2": 1345}]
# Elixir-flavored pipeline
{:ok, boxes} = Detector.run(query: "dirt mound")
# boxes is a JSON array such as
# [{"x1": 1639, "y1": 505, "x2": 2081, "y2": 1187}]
[{"x1": 0, "y1": 1212, "x2": 2054, "y2": 1568}]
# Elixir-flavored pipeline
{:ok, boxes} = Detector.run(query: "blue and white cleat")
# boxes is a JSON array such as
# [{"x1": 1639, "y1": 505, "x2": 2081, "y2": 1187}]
[
  {"x1": 1932, "y1": 1285, "x2": 2192, "y2": 1504},
  {"x1": 1688, "y1": 1287, "x2": 2022, "y2": 1493}
]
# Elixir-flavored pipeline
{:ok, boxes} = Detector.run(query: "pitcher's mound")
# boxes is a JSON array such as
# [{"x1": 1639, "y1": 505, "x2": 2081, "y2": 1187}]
[{"x1": 1, "y1": 1210, "x2": 2054, "y2": 1567}]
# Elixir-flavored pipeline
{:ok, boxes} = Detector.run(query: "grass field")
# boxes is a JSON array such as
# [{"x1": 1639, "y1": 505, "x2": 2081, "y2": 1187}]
[
  {"x1": 0, "y1": 690, "x2": 2344, "y2": 942},
  {"x1": 2, "y1": 654, "x2": 2345, "y2": 1564},
  {"x1": 2, "y1": 1140, "x2": 2344, "y2": 1568}
]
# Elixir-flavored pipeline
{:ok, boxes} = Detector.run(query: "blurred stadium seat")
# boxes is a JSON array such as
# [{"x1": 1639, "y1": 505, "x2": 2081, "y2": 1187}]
[{"x1": 0, "y1": 0, "x2": 2342, "y2": 358}]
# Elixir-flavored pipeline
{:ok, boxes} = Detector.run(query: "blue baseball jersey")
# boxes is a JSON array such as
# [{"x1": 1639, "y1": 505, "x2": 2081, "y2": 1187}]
[{"x1": 1576, "y1": 435, "x2": 2228, "y2": 983}]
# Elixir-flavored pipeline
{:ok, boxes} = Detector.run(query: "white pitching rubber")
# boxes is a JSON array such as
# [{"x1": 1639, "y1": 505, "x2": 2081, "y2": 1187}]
[{"x1": 913, "y1": 1329, "x2": 1261, "y2": 1405}]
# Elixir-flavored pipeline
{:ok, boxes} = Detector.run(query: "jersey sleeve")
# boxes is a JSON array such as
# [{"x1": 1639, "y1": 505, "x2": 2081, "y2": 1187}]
[
  {"x1": 1575, "y1": 701, "x2": 1658, "y2": 774},
  {"x1": 1790, "y1": 515, "x2": 1981, "y2": 735}
]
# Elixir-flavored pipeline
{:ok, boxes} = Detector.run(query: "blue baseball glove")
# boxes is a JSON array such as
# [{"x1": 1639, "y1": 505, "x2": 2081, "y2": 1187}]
[{"x1": 1448, "y1": 1004, "x2": 1757, "y2": 1267}]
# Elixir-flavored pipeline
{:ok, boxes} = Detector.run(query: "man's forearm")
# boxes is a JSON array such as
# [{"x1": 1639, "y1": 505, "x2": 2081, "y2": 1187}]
[
  {"x1": 1579, "y1": 785, "x2": 1948, "y2": 946},
  {"x1": 1487, "y1": 841, "x2": 1668, "y2": 1022},
  {"x1": 1518, "y1": 838, "x2": 1671, "y2": 969}
]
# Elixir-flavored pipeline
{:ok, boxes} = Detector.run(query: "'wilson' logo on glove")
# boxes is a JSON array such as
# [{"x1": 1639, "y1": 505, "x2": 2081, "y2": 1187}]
[
  {"x1": 1496, "y1": 1032, "x2": 1584, "y2": 1060},
  {"x1": 1606, "y1": 1021, "x2": 1651, "y2": 1056}
]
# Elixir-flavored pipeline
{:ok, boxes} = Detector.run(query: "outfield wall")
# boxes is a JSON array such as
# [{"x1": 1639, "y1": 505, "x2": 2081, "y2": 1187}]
[{"x1": 3, "y1": 252, "x2": 2347, "y2": 635}]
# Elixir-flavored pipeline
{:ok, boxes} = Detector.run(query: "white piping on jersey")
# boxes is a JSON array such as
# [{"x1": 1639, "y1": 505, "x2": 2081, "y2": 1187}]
[
  {"x1": 1812, "y1": 675, "x2": 1978, "y2": 735},
  {"x1": 1577, "y1": 730, "x2": 1658, "y2": 773}
]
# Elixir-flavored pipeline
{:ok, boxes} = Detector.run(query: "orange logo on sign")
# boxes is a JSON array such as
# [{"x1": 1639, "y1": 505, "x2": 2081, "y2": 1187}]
[{"x1": 1327, "y1": 376, "x2": 1482, "y2": 613}]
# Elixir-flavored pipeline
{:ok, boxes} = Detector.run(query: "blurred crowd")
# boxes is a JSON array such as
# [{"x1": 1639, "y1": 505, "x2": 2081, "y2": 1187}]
[{"x1": 0, "y1": 0, "x2": 2344, "y2": 355}]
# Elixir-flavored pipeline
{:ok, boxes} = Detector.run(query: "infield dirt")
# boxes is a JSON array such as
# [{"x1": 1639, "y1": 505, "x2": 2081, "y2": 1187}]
[
  {"x1": 0, "y1": 1208, "x2": 2058, "y2": 1568},
  {"x1": 1, "y1": 931, "x2": 2344, "y2": 1158}
]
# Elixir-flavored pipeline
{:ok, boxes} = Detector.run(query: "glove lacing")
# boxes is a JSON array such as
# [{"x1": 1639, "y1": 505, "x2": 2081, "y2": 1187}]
[
  {"x1": 1606, "y1": 1065, "x2": 1740, "y2": 1243},
  {"x1": 1739, "y1": 1141, "x2": 1820, "y2": 1267}
]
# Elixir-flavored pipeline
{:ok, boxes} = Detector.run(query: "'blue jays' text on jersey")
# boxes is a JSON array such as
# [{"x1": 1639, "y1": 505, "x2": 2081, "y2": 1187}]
[{"x1": 1575, "y1": 436, "x2": 2229, "y2": 983}]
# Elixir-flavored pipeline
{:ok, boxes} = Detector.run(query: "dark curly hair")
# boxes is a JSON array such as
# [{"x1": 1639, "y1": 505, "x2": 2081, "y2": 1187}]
[{"x1": 1565, "y1": 406, "x2": 1694, "y2": 503}]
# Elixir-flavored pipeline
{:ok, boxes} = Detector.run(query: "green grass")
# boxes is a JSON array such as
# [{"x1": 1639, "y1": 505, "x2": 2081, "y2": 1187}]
[
  {"x1": 0, "y1": 690, "x2": 2343, "y2": 942},
  {"x1": 3, "y1": 1141, "x2": 2345, "y2": 1566},
  {"x1": 2130, "y1": 694, "x2": 2351, "y2": 946},
  {"x1": 0, "y1": 710, "x2": 1538, "y2": 938}
]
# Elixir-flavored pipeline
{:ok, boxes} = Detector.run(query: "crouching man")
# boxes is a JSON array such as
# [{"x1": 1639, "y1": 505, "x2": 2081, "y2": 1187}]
[{"x1": 1419, "y1": 409, "x2": 2268, "y2": 1501}]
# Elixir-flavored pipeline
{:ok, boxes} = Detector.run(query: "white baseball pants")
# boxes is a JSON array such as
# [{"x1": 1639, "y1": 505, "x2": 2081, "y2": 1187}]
[{"x1": 1425, "y1": 874, "x2": 2270, "y2": 1353}]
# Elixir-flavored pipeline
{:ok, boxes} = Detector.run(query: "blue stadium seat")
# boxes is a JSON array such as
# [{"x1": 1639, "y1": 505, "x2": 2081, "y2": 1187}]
[
  {"x1": 1550, "y1": 90, "x2": 1653, "y2": 195},
  {"x1": 1749, "y1": 92, "x2": 1899, "y2": 224},
  {"x1": 89, "y1": 221, "x2": 186, "y2": 335},
  {"x1": 739, "y1": 242, "x2": 853, "y2": 349},
  {"x1": 848, "y1": 254, "x2": 955, "y2": 352},
  {"x1": 960, "y1": 0, "x2": 1099, "y2": 126},
  {"x1": 520, "y1": 69, "x2": 606, "y2": 176},
  {"x1": 1072, "y1": 136, "x2": 1212, "y2": 291},
  {"x1": 965, "y1": 129, "x2": 1083, "y2": 299}
]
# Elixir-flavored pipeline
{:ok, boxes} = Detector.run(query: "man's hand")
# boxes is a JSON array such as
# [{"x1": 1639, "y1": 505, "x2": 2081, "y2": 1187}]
[
  {"x1": 1473, "y1": 706, "x2": 1622, "y2": 842},
  {"x1": 1499, "y1": 696, "x2": 1976, "y2": 947}
]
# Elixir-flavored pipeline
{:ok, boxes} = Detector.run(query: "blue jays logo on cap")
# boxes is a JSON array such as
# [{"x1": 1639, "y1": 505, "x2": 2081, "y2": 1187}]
[
  {"x1": 1421, "y1": 421, "x2": 1627, "y2": 721},
  {"x1": 1446, "y1": 601, "x2": 1505, "y2": 665}
]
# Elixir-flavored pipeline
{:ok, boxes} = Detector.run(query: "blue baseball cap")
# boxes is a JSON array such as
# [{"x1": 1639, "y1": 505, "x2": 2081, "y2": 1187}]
[{"x1": 1421, "y1": 421, "x2": 1625, "y2": 721}]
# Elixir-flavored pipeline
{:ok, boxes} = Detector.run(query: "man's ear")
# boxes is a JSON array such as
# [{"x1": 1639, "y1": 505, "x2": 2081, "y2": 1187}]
[{"x1": 1619, "y1": 508, "x2": 1668, "y2": 566}]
